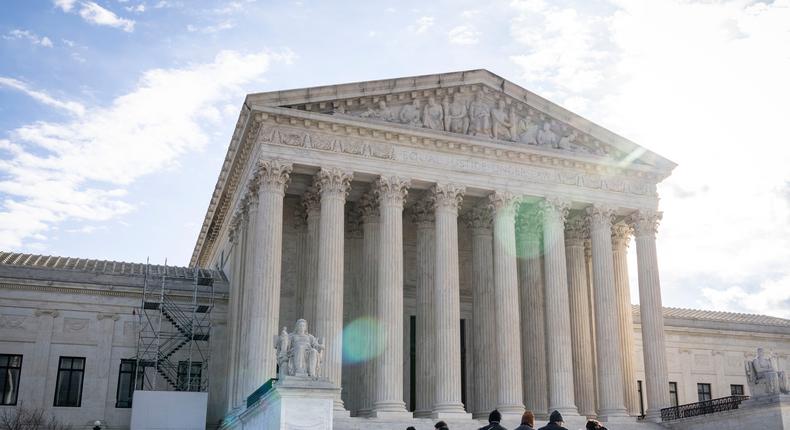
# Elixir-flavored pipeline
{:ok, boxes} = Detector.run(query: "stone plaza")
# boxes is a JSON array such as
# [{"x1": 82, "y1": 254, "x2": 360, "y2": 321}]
[{"x1": 1, "y1": 70, "x2": 789, "y2": 430}]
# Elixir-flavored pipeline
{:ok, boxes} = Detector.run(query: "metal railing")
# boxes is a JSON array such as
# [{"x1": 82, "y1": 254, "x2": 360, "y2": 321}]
[{"x1": 660, "y1": 395, "x2": 750, "y2": 421}]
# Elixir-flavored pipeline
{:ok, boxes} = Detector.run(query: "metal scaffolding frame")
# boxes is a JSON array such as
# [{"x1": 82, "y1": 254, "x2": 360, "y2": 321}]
[{"x1": 134, "y1": 259, "x2": 216, "y2": 393}]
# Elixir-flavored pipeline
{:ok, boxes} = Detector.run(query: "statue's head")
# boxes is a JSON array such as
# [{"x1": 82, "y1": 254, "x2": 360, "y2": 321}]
[
  {"x1": 757, "y1": 347, "x2": 765, "y2": 358},
  {"x1": 428, "y1": 96, "x2": 436, "y2": 105},
  {"x1": 295, "y1": 319, "x2": 307, "y2": 334},
  {"x1": 378, "y1": 100, "x2": 387, "y2": 109},
  {"x1": 413, "y1": 98, "x2": 421, "y2": 107},
  {"x1": 497, "y1": 99, "x2": 506, "y2": 109}
]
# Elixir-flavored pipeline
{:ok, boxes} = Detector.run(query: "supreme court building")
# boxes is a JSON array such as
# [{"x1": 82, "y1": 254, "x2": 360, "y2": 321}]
[
  {"x1": 195, "y1": 69, "x2": 675, "y2": 424},
  {"x1": 2, "y1": 70, "x2": 789, "y2": 430}
]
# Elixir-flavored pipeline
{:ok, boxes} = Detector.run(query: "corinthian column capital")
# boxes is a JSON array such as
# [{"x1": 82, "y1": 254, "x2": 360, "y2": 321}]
[
  {"x1": 628, "y1": 210, "x2": 662, "y2": 238},
  {"x1": 375, "y1": 175, "x2": 410, "y2": 206},
  {"x1": 611, "y1": 221, "x2": 633, "y2": 249},
  {"x1": 316, "y1": 167, "x2": 353, "y2": 197},
  {"x1": 585, "y1": 204, "x2": 615, "y2": 230},
  {"x1": 538, "y1": 197, "x2": 570, "y2": 224},
  {"x1": 488, "y1": 191, "x2": 518, "y2": 219},
  {"x1": 255, "y1": 159, "x2": 293, "y2": 194},
  {"x1": 432, "y1": 183, "x2": 465, "y2": 213},
  {"x1": 463, "y1": 204, "x2": 492, "y2": 233},
  {"x1": 245, "y1": 179, "x2": 260, "y2": 209},
  {"x1": 410, "y1": 194, "x2": 435, "y2": 227},
  {"x1": 564, "y1": 216, "x2": 586, "y2": 247},
  {"x1": 359, "y1": 190, "x2": 380, "y2": 223},
  {"x1": 301, "y1": 186, "x2": 321, "y2": 215}
]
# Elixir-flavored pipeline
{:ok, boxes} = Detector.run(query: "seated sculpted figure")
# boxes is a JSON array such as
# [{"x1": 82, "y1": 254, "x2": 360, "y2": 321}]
[
  {"x1": 273, "y1": 319, "x2": 325, "y2": 379},
  {"x1": 745, "y1": 347, "x2": 789, "y2": 397}
]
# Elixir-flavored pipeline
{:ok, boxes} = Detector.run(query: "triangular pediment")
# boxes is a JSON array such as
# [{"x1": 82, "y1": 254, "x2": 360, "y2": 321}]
[{"x1": 245, "y1": 69, "x2": 676, "y2": 174}]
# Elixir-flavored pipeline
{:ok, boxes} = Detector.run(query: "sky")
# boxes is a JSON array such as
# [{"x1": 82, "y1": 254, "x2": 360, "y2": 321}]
[{"x1": 1, "y1": 0, "x2": 789, "y2": 318}]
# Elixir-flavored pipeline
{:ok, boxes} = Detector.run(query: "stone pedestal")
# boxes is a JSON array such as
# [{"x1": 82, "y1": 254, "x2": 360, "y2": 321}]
[{"x1": 228, "y1": 378, "x2": 340, "y2": 430}]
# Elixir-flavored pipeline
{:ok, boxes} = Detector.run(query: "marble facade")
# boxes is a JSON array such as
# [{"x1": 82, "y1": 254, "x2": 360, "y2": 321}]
[{"x1": 197, "y1": 70, "x2": 678, "y2": 425}]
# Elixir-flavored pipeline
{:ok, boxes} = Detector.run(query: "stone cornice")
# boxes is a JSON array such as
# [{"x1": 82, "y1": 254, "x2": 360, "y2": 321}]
[
  {"x1": 0, "y1": 281, "x2": 229, "y2": 302},
  {"x1": 191, "y1": 104, "x2": 667, "y2": 266}
]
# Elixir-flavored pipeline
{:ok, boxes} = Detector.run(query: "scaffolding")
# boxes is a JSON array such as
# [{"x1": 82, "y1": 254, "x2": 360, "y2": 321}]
[{"x1": 134, "y1": 259, "x2": 216, "y2": 393}]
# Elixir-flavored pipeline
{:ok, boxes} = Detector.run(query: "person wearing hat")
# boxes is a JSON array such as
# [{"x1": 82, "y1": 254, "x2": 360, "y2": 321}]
[
  {"x1": 537, "y1": 410, "x2": 568, "y2": 430},
  {"x1": 478, "y1": 409, "x2": 507, "y2": 430},
  {"x1": 434, "y1": 421, "x2": 449, "y2": 430}
]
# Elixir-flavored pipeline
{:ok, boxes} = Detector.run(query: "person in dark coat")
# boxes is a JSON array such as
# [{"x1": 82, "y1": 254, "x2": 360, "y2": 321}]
[
  {"x1": 537, "y1": 410, "x2": 568, "y2": 430},
  {"x1": 585, "y1": 419, "x2": 608, "y2": 430},
  {"x1": 514, "y1": 410, "x2": 536, "y2": 429},
  {"x1": 478, "y1": 409, "x2": 507, "y2": 430},
  {"x1": 434, "y1": 421, "x2": 449, "y2": 430}
]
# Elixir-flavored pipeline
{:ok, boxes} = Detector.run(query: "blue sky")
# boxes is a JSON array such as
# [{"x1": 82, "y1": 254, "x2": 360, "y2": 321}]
[{"x1": 1, "y1": 0, "x2": 789, "y2": 317}]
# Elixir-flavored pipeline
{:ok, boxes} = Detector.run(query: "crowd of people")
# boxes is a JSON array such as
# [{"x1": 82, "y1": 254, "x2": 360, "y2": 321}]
[{"x1": 405, "y1": 409, "x2": 609, "y2": 430}]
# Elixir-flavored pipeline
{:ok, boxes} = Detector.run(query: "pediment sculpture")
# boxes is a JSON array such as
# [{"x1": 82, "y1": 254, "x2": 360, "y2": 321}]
[
  {"x1": 274, "y1": 319, "x2": 325, "y2": 379},
  {"x1": 744, "y1": 347, "x2": 789, "y2": 398},
  {"x1": 337, "y1": 89, "x2": 614, "y2": 157}
]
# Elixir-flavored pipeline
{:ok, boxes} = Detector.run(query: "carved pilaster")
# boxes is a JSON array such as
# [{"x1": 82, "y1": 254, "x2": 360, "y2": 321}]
[
  {"x1": 302, "y1": 186, "x2": 321, "y2": 214},
  {"x1": 410, "y1": 194, "x2": 436, "y2": 227},
  {"x1": 345, "y1": 203, "x2": 363, "y2": 239},
  {"x1": 359, "y1": 190, "x2": 380, "y2": 224},
  {"x1": 564, "y1": 216, "x2": 586, "y2": 247}
]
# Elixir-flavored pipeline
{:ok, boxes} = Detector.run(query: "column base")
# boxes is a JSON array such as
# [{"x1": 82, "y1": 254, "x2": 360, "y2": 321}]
[
  {"x1": 643, "y1": 408, "x2": 663, "y2": 423},
  {"x1": 370, "y1": 400, "x2": 409, "y2": 418},
  {"x1": 548, "y1": 405, "x2": 579, "y2": 417},
  {"x1": 597, "y1": 408, "x2": 631, "y2": 423},
  {"x1": 368, "y1": 410, "x2": 413, "y2": 419},
  {"x1": 431, "y1": 410, "x2": 472, "y2": 420},
  {"x1": 413, "y1": 409, "x2": 433, "y2": 418},
  {"x1": 333, "y1": 399, "x2": 350, "y2": 417},
  {"x1": 496, "y1": 403, "x2": 525, "y2": 415}
]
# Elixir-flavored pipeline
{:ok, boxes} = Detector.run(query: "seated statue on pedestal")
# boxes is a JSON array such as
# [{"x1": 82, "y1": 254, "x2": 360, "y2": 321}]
[
  {"x1": 745, "y1": 347, "x2": 789, "y2": 398},
  {"x1": 274, "y1": 319, "x2": 325, "y2": 379}
]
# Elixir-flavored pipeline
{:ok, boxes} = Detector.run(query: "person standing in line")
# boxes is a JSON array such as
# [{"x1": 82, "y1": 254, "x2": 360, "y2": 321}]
[
  {"x1": 434, "y1": 421, "x2": 449, "y2": 430},
  {"x1": 537, "y1": 410, "x2": 568, "y2": 430},
  {"x1": 478, "y1": 409, "x2": 507, "y2": 430},
  {"x1": 585, "y1": 419, "x2": 608, "y2": 430},
  {"x1": 514, "y1": 411, "x2": 536, "y2": 429}
]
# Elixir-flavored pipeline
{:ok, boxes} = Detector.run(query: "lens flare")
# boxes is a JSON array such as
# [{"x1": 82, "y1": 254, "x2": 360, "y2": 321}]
[{"x1": 342, "y1": 317, "x2": 385, "y2": 364}]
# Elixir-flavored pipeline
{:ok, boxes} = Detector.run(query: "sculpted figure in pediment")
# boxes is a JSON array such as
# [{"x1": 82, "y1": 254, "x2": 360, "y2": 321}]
[
  {"x1": 422, "y1": 96, "x2": 444, "y2": 131},
  {"x1": 516, "y1": 115, "x2": 540, "y2": 145},
  {"x1": 468, "y1": 92, "x2": 492, "y2": 137},
  {"x1": 491, "y1": 99, "x2": 513, "y2": 141},
  {"x1": 537, "y1": 121, "x2": 559, "y2": 147},
  {"x1": 399, "y1": 99, "x2": 422, "y2": 127},
  {"x1": 558, "y1": 130, "x2": 580, "y2": 151},
  {"x1": 359, "y1": 100, "x2": 397, "y2": 122},
  {"x1": 444, "y1": 95, "x2": 469, "y2": 134}
]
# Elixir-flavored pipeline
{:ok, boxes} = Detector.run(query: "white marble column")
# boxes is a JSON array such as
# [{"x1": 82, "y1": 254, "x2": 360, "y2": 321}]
[
  {"x1": 612, "y1": 221, "x2": 640, "y2": 416},
  {"x1": 236, "y1": 201, "x2": 252, "y2": 405},
  {"x1": 565, "y1": 217, "x2": 596, "y2": 417},
  {"x1": 342, "y1": 204, "x2": 363, "y2": 413},
  {"x1": 314, "y1": 167, "x2": 353, "y2": 412},
  {"x1": 357, "y1": 191, "x2": 380, "y2": 417},
  {"x1": 225, "y1": 212, "x2": 243, "y2": 411},
  {"x1": 587, "y1": 204, "x2": 628, "y2": 421},
  {"x1": 490, "y1": 191, "x2": 525, "y2": 419},
  {"x1": 629, "y1": 210, "x2": 671, "y2": 422},
  {"x1": 466, "y1": 204, "x2": 497, "y2": 419},
  {"x1": 516, "y1": 206, "x2": 548, "y2": 418},
  {"x1": 301, "y1": 186, "x2": 320, "y2": 326},
  {"x1": 245, "y1": 159, "x2": 292, "y2": 395},
  {"x1": 413, "y1": 196, "x2": 436, "y2": 418},
  {"x1": 584, "y1": 235, "x2": 599, "y2": 413},
  {"x1": 293, "y1": 202, "x2": 308, "y2": 321},
  {"x1": 539, "y1": 197, "x2": 578, "y2": 417},
  {"x1": 371, "y1": 175, "x2": 411, "y2": 418},
  {"x1": 430, "y1": 183, "x2": 469, "y2": 418}
]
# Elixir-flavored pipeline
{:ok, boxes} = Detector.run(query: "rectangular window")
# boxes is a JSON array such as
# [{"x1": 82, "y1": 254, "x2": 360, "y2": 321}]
[
  {"x1": 116, "y1": 359, "x2": 141, "y2": 408},
  {"x1": 730, "y1": 384, "x2": 744, "y2": 396},
  {"x1": 0, "y1": 354, "x2": 22, "y2": 405},
  {"x1": 54, "y1": 357, "x2": 85, "y2": 407},
  {"x1": 669, "y1": 382, "x2": 679, "y2": 407},
  {"x1": 697, "y1": 383, "x2": 712, "y2": 402},
  {"x1": 177, "y1": 361, "x2": 202, "y2": 392}
]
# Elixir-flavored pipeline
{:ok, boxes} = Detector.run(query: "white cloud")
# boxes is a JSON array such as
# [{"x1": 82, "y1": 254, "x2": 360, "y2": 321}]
[
  {"x1": 411, "y1": 16, "x2": 434, "y2": 34},
  {"x1": 447, "y1": 25, "x2": 480, "y2": 45},
  {"x1": 54, "y1": 0, "x2": 76, "y2": 12},
  {"x1": 0, "y1": 77, "x2": 86, "y2": 116},
  {"x1": 4, "y1": 29, "x2": 54, "y2": 47},
  {"x1": 0, "y1": 49, "x2": 287, "y2": 249},
  {"x1": 187, "y1": 20, "x2": 235, "y2": 34},
  {"x1": 125, "y1": 4, "x2": 145, "y2": 13},
  {"x1": 509, "y1": 0, "x2": 790, "y2": 318},
  {"x1": 54, "y1": 0, "x2": 135, "y2": 32}
]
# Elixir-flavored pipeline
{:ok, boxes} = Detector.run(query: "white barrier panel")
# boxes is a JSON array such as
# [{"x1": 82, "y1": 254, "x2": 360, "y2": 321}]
[{"x1": 131, "y1": 391, "x2": 208, "y2": 430}]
